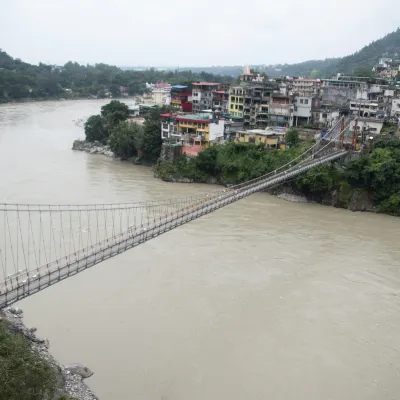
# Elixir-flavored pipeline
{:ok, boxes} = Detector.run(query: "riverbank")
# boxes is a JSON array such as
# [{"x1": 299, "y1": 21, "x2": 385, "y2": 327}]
[
  {"x1": 152, "y1": 139, "x2": 400, "y2": 215},
  {"x1": 0, "y1": 307, "x2": 97, "y2": 400},
  {"x1": 72, "y1": 138, "x2": 398, "y2": 216}
]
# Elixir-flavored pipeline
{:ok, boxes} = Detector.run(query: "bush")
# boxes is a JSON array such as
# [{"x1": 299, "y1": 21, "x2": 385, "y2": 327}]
[
  {"x1": 84, "y1": 114, "x2": 107, "y2": 143},
  {"x1": 0, "y1": 320, "x2": 57, "y2": 400},
  {"x1": 285, "y1": 128, "x2": 300, "y2": 148},
  {"x1": 378, "y1": 193, "x2": 400, "y2": 216}
]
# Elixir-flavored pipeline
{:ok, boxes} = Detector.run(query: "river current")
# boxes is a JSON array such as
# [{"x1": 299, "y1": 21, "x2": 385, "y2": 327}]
[{"x1": 1, "y1": 100, "x2": 400, "y2": 399}]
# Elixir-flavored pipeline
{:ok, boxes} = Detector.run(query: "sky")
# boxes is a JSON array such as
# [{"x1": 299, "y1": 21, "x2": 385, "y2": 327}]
[{"x1": 1, "y1": 0, "x2": 399, "y2": 67}]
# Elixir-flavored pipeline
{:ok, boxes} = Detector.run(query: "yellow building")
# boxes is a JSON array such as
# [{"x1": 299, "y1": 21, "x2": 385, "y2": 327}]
[
  {"x1": 235, "y1": 128, "x2": 286, "y2": 149},
  {"x1": 228, "y1": 85, "x2": 244, "y2": 117},
  {"x1": 161, "y1": 113, "x2": 225, "y2": 149}
]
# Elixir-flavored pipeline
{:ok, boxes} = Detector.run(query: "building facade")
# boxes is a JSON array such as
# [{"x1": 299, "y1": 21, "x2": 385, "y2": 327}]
[
  {"x1": 191, "y1": 82, "x2": 221, "y2": 113},
  {"x1": 268, "y1": 93, "x2": 292, "y2": 127},
  {"x1": 292, "y1": 95, "x2": 313, "y2": 126},
  {"x1": 170, "y1": 85, "x2": 192, "y2": 112},
  {"x1": 160, "y1": 113, "x2": 225, "y2": 149}
]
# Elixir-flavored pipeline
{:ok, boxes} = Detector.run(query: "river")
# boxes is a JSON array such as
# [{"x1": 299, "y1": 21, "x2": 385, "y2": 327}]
[{"x1": 1, "y1": 100, "x2": 400, "y2": 400}]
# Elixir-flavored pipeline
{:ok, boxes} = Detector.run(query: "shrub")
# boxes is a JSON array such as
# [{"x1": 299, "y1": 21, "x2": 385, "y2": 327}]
[{"x1": 0, "y1": 320, "x2": 57, "y2": 400}]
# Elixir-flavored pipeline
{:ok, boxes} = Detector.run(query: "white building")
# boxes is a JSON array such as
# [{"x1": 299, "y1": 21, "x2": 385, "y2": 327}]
[
  {"x1": 292, "y1": 95, "x2": 312, "y2": 126},
  {"x1": 292, "y1": 78, "x2": 321, "y2": 96},
  {"x1": 349, "y1": 100, "x2": 381, "y2": 118},
  {"x1": 349, "y1": 118, "x2": 384, "y2": 136},
  {"x1": 151, "y1": 82, "x2": 171, "y2": 106},
  {"x1": 391, "y1": 99, "x2": 400, "y2": 118}
]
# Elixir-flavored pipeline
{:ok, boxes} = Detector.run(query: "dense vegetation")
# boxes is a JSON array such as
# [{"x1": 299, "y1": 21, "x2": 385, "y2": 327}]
[
  {"x1": 0, "y1": 319, "x2": 58, "y2": 400},
  {"x1": 155, "y1": 135, "x2": 400, "y2": 216},
  {"x1": 84, "y1": 100, "x2": 169, "y2": 161},
  {"x1": 155, "y1": 138, "x2": 311, "y2": 184},
  {"x1": 0, "y1": 49, "x2": 233, "y2": 103}
]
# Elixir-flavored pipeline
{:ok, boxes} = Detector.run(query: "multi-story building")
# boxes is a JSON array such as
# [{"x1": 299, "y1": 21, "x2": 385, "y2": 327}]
[
  {"x1": 213, "y1": 84, "x2": 229, "y2": 114},
  {"x1": 269, "y1": 93, "x2": 292, "y2": 127},
  {"x1": 151, "y1": 82, "x2": 171, "y2": 105},
  {"x1": 228, "y1": 68, "x2": 277, "y2": 129},
  {"x1": 321, "y1": 79, "x2": 368, "y2": 105},
  {"x1": 291, "y1": 77, "x2": 321, "y2": 96},
  {"x1": 160, "y1": 113, "x2": 225, "y2": 149},
  {"x1": 292, "y1": 95, "x2": 313, "y2": 126},
  {"x1": 349, "y1": 100, "x2": 384, "y2": 118},
  {"x1": 170, "y1": 85, "x2": 192, "y2": 112},
  {"x1": 191, "y1": 82, "x2": 221, "y2": 113}
]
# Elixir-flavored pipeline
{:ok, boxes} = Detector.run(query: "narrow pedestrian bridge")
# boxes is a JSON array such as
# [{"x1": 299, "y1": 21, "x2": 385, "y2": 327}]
[{"x1": 0, "y1": 118, "x2": 353, "y2": 307}]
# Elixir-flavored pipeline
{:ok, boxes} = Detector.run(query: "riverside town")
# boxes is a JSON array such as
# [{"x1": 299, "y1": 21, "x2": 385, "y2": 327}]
[{"x1": 1, "y1": 14, "x2": 400, "y2": 400}]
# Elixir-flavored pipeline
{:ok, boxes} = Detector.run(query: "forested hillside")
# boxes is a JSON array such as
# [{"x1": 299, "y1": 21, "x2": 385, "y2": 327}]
[
  {"x1": 264, "y1": 28, "x2": 400, "y2": 78},
  {"x1": 0, "y1": 50, "x2": 233, "y2": 103}
]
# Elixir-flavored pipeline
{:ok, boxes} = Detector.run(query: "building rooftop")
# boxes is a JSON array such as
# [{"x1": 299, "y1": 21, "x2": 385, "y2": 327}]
[
  {"x1": 171, "y1": 85, "x2": 188, "y2": 89},
  {"x1": 192, "y1": 82, "x2": 220, "y2": 86},
  {"x1": 155, "y1": 82, "x2": 171, "y2": 87},
  {"x1": 175, "y1": 113, "x2": 213, "y2": 123},
  {"x1": 238, "y1": 128, "x2": 286, "y2": 136}
]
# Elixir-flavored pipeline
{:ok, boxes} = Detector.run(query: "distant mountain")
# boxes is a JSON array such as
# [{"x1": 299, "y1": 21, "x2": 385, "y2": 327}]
[
  {"x1": 262, "y1": 58, "x2": 340, "y2": 78},
  {"x1": 124, "y1": 28, "x2": 399, "y2": 79}
]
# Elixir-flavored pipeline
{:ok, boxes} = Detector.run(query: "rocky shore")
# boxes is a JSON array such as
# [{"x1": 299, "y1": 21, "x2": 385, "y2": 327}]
[
  {"x1": 72, "y1": 139, "x2": 114, "y2": 157},
  {"x1": 0, "y1": 307, "x2": 98, "y2": 400},
  {"x1": 276, "y1": 192, "x2": 308, "y2": 203}
]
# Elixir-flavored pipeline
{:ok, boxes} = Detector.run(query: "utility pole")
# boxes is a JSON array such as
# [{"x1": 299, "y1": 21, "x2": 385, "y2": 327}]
[
  {"x1": 352, "y1": 118, "x2": 358, "y2": 151},
  {"x1": 340, "y1": 115, "x2": 345, "y2": 149}
]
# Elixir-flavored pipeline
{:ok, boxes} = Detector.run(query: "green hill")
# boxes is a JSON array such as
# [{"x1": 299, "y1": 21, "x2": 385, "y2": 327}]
[{"x1": 265, "y1": 28, "x2": 400, "y2": 78}]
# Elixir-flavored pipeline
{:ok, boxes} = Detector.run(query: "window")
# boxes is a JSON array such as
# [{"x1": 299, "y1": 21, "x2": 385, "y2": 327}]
[
  {"x1": 231, "y1": 96, "x2": 235, "y2": 102},
  {"x1": 300, "y1": 99, "x2": 304, "y2": 104},
  {"x1": 304, "y1": 99, "x2": 308, "y2": 104}
]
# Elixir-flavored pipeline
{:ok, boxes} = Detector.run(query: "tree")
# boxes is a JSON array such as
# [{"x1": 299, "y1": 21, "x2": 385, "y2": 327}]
[
  {"x1": 101, "y1": 100, "x2": 130, "y2": 126},
  {"x1": 310, "y1": 69, "x2": 319, "y2": 78},
  {"x1": 142, "y1": 106, "x2": 171, "y2": 160},
  {"x1": 295, "y1": 164, "x2": 335, "y2": 195},
  {"x1": 285, "y1": 128, "x2": 300, "y2": 148},
  {"x1": 354, "y1": 67, "x2": 374, "y2": 78},
  {"x1": 109, "y1": 121, "x2": 142, "y2": 159},
  {"x1": 84, "y1": 114, "x2": 106, "y2": 143}
]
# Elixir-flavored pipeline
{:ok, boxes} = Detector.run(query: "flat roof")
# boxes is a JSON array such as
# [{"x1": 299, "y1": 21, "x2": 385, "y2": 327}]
[
  {"x1": 238, "y1": 128, "x2": 286, "y2": 136},
  {"x1": 323, "y1": 79, "x2": 365, "y2": 84},
  {"x1": 192, "y1": 82, "x2": 220, "y2": 86},
  {"x1": 176, "y1": 113, "x2": 212, "y2": 123},
  {"x1": 172, "y1": 85, "x2": 188, "y2": 89}
]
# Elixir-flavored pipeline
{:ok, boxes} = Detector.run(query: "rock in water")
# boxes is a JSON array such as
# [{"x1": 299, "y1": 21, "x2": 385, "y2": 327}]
[
  {"x1": 72, "y1": 139, "x2": 85, "y2": 151},
  {"x1": 65, "y1": 363, "x2": 94, "y2": 379}
]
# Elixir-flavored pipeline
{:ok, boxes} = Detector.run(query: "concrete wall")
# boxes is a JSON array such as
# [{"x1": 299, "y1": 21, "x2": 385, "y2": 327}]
[{"x1": 209, "y1": 120, "x2": 225, "y2": 141}]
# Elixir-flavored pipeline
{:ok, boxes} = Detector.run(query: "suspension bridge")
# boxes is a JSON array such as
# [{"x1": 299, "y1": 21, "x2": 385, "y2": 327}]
[{"x1": 0, "y1": 117, "x2": 356, "y2": 308}]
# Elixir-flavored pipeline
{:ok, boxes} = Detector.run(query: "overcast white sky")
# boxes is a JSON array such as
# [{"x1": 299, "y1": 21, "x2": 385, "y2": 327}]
[{"x1": 1, "y1": 0, "x2": 399, "y2": 67}]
